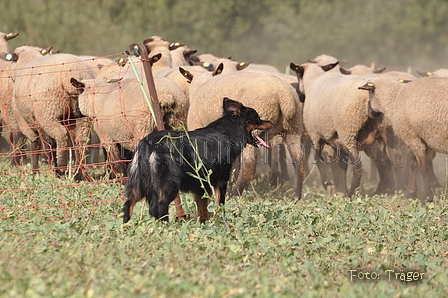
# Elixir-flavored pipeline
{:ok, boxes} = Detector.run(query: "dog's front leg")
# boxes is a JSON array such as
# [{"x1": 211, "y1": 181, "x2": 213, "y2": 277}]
[
  {"x1": 194, "y1": 193, "x2": 209, "y2": 224},
  {"x1": 174, "y1": 194, "x2": 188, "y2": 220}
]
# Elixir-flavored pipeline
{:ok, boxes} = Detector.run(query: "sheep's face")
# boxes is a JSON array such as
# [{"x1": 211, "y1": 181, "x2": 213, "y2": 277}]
[{"x1": 289, "y1": 62, "x2": 306, "y2": 102}]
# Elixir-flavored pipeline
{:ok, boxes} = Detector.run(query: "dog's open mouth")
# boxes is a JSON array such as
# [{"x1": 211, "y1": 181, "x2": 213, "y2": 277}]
[{"x1": 251, "y1": 131, "x2": 270, "y2": 149}]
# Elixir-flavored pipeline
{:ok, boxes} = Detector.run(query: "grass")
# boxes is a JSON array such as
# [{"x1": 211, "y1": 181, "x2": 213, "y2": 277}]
[{"x1": 1, "y1": 166, "x2": 448, "y2": 297}]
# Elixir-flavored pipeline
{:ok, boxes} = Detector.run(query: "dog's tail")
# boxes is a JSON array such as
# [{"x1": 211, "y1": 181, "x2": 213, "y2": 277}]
[{"x1": 123, "y1": 149, "x2": 142, "y2": 223}]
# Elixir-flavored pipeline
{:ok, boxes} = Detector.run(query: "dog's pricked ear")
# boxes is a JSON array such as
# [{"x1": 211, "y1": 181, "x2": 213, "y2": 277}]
[{"x1": 223, "y1": 97, "x2": 242, "y2": 116}]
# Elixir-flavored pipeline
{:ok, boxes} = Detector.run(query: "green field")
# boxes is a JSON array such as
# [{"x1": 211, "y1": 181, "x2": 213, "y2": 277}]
[{"x1": 1, "y1": 168, "x2": 448, "y2": 298}]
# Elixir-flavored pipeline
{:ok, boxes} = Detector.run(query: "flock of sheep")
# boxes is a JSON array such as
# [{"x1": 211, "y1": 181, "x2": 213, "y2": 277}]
[{"x1": 1, "y1": 31, "x2": 447, "y2": 203}]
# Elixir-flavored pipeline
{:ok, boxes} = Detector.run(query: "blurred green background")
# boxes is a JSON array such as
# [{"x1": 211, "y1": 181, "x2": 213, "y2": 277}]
[{"x1": 2, "y1": 0, "x2": 448, "y2": 72}]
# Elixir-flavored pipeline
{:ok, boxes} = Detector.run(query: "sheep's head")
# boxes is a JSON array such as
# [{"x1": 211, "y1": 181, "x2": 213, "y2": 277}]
[
  {"x1": 358, "y1": 82, "x2": 382, "y2": 119},
  {"x1": 290, "y1": 61, "x2": 339, "y2": 103},
  {"x1": 289, "y1": 62, "x2": 305, "y2": 103}
]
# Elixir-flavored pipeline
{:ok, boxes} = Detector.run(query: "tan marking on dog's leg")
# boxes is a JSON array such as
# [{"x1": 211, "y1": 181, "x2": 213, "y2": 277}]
[
  {"x1": 174, "y1": 193, "x2": 187, "y2": 219},
  {"x1": 194, "y1": 193, "x2": 209, "y2": 224}
]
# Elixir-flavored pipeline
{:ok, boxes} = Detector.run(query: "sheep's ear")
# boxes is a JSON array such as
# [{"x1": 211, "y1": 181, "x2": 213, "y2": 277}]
[
  {"x1": 201, "y1": 62, "x2": 214, "y2": 71},
  {"x1": 116, "y1": 56, "x2": 127, "y2": 67},
  {"x1": 398, "y1": 79, "x2": 412, "y2": 84},
  {"x1": 143, "y1": 37, "x2": 153, "y2": 45},
  {"x1": 223, "y1": 97, "x2": 242, "y2": 116},
  {"x1": 184, "y1": 49, "x2": 197, "y2": 58},
  {"x1": 0, "y1": 52, "x2": 18, "y2": 62},
  {"x1": 106, "y1": 78, "x2": 122, "y2": 83},
  {"x1": 289, "y1": 62, "x2": 304, "y2": 78},
  {"x1": 179, "y1": 67, "x2": 193, "y2": 83},
  {"x1": 5, "y1": 32, "x2": 19, "y2": 41},
  {"x1": 322, "y1": 61, "x2": 339, "y2": 72},
  {"x1": 169, "y1": 42, "x2": 185, "y2": 51},
  {"x1": 339, "y1": 67, "x2": 351, "y2": 75},
  {"x1": 358, "y1": 82, "x2": 374, "y2": 91},
  {"x1": 236, "y1": 61, "x2": 251, "y2": 71},
  {"x1": 214, "y1": 63, "x2": 224, "y2": 76},
  {"x1": 373, "y1": 66, "x2": 386, "y2": 74},
  {"x1": 70, "y1": 78, "x2": 85, "y2": 90},
  {"x1": 417, "y1": 71, "x2": 431, "y2": 77},
  {"x1": 307, "y1": 59, "x2": 317, "y2": 63},
  {"x1": 150, "y1": 53, "x2": 162, "y2": 65},
  {"x1": 41, "y1": 46, "x2": 52, "y2": 56}
]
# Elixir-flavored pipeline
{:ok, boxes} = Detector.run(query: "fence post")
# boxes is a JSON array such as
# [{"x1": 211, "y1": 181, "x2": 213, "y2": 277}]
[{"x1": 131, "y1": 43, "x2": 187, "y2": 219}]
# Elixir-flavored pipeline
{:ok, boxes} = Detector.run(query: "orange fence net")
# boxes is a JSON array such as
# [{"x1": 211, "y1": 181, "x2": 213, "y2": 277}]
[{"x1": 0, "y1": 52, "x2": 150, "y2": 221}]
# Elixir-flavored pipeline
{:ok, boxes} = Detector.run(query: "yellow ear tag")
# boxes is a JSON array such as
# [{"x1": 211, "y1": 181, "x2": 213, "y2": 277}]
[
  {"x1": 42, "y1": 49, "x2": 47, "y2": 54},
  {"x1": 119, "y1": 58, "x2": 124, "y2": 63},
  {"x1": 217, "y1": 69, "x2": 222, "y2": 74},
  {"x1": 367, "y1": 83, "x2": 374, "y2": 87},
  {"x1": 6, "y1": 53, "x2": 13, "y2": 61},
  {"x1": 428, "y1": 72, "x2": 432, "y2": 76},
  {"x1": 398, "y1": 79, "x2": 404, "y2": 83},
  {"x1": 134, "y1": 45, "x2": 139, "y2": 49},
  {"x1": 175, "y1": 42, "x2": 180, "y2": 46},
  {"x1": 239, "y1": 62, "x2": 245, "y2": 66},
  {"x1": 6, "y1": 33, "x2": 12, "y2": 37}
]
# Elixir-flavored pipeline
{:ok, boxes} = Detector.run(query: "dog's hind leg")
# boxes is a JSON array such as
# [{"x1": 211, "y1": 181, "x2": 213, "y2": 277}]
[{"x1": 122, "y1": 189, "x2": 142, "y2": 223}]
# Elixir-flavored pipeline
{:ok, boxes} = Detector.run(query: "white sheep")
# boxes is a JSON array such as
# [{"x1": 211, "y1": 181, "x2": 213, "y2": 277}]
[
  {"x1": 70, "y1": 76, "x2": 188, "y2": 176},
  {"x1": 358, "y1": 76, "x2": 448, "y2": 201},
  {"x1": 290, "y1": 61, "x2": 385, "y2": 196},
  {"x1": 12, "y1": 53, "x2": 94, "y2": 177},
  {"x1": 181, "y1": 67, "x2": 305, "y2": 200},
  {"x1": 0, "y1": 45, "x2": 52, "y2": 163}
]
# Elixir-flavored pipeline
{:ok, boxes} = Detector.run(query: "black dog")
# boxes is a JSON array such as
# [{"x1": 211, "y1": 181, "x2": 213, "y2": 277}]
[{"x1": 122, "y1": 97, "x2": 273, "y2": 223}]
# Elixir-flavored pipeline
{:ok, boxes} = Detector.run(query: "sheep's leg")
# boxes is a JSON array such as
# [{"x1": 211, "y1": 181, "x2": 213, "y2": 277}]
[
  {"x1": 347, "y1": 148, "x2": 363, "y2": 197},
  {"x1": 10, "y1": 131, "x2": 27, "y2": 166},
  {"x1": 89, "y1": 131, "x2": 101, "y2": 165},
  {"x1": 330, "y1": 147, "x2": 348, "y2": 196},
  {"x1": 41, "y1": 122, "x2": 69, "y2": 176},
  {"x1": 302, "y1": 140, "x2": 312, "y2": 177},
  {"x1": 30, "y1": 139, "x2": 40, "y2": 175},
  {"x1": 313, "y1": 147, "x2": 335, "y2": 195},
  {"x1": 386, "y1": 146, "x2": 405, "y2": 192},
  {"x1": 427, "y1": 149, "x2": 442, "y2": 193},
  {"x1": 231, "y1": 146, "x2": 256, "y2": 197},
  {"x1": 14, "y1": 117, "x2": 39, "y2": 170},
  {"x1": 415, "y1": 151, "x2": 434, "y2": 202},
  {"x1": 108, "y1": 143, "x2": 126, "y2": 178},
  {"x1": 364, "y1": 142, "x2": 395, "y2": 195},
  {"x1": 194, "y1": 193, "x2": 209, "y2": 224},
  {"x1": 278, "y1": 141, "x2": 291, "y2": 183},
  {"x1": 406, "y1": 153, "x2": 419, "y2": 198},
  {"x1": 269, "y1": 135, "x2": 281, "y2": 186},
  {"x1": 284, "y1": 133, "x2": 305, "y2": 200}
]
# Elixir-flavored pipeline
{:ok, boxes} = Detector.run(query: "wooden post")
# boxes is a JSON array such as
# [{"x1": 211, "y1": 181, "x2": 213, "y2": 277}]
[{"x1": 134, "y1": 43, "x2": 187, "y2": 219}]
